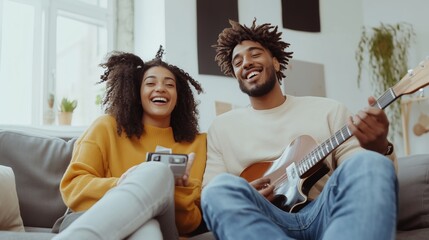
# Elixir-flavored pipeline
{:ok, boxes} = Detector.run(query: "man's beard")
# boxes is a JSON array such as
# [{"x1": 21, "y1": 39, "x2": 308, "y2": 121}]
[{"x1": 239, "y1": 70, "x2": 277, "y2": 97}]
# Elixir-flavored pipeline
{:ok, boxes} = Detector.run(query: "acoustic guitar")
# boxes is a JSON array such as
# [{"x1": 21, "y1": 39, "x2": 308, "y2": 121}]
[{"x1": 240, "y1": 59, "x2": 429, "y2": 213}]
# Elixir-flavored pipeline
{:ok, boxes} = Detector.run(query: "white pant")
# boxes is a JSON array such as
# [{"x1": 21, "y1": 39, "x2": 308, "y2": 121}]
[{"x1": 53, "y1": 162, "x2": 178, "y2": 240}]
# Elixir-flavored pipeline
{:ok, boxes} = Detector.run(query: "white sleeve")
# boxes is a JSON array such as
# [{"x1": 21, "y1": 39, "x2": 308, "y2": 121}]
[{"x1": 202, "y1": 124, "x2": 228, "y2": 187}]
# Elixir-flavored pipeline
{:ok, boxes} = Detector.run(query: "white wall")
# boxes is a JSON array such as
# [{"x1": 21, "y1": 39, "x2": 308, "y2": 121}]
[
  {"x1": 362, "y1": 0, "x2": 429, "y2": 67},
  {"x1": 135, "y1": 0, "x2": 429, "y2": 156},
  {"x1": 134, "y1": 0, "x2": 165, "y2": 61}
]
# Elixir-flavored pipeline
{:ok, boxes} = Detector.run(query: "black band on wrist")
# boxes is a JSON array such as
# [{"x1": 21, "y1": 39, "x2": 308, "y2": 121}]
[{"x1": 384, "y1": 142, "x2": 394, "y2": 155}]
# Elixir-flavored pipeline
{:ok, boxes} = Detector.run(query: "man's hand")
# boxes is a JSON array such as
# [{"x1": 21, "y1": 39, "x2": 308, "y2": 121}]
[
  {"x1": 250, "y1": 177, "x2": 275, "y2": 201},
  {"x1": 347, "y1": 96, "x2": 390, "y2": 154}
]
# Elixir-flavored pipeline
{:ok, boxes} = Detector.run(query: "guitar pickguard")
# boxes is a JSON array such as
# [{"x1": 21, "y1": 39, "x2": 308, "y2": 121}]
[{"x1": 284, "y1": 162, "x2": 302, "y2": 205}]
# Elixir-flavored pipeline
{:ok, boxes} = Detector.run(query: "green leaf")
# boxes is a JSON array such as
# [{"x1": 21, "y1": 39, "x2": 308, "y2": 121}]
[
  {"x1": 59, "y1": 97, "x2": 78, "y2": 112},
  {"x1": 355, "y1": 22, "x2": 415, "y2": 141}
]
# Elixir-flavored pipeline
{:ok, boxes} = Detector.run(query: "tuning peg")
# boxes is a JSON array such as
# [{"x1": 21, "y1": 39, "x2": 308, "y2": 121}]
[
  {"x1": 418, "y1": 88, "x2": 425, "y2": 97},
  {"x1": 408, "y1": 69, "x2": 414, "y2": 76}
]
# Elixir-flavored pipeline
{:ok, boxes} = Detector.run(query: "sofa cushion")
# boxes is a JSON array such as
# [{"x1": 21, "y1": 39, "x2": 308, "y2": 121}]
[
  {"x1": 0, "y1": 129, "x2": 77, "y2": 229},
  {"x1": 0, "y1": 165, "x2": 24, "y2": 231},
  {"x1": 397, "y1": 228, "x2": 429, "y2": 240},
  {"x1": 397, "y1": 154, "x2": 429, "y2": 231},
  {"x1": 0, "y1": 231, "x2": 56, "y2": 240}
]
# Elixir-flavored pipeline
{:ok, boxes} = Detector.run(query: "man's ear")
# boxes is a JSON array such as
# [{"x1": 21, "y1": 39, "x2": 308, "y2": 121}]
[{"x1": 273, "y1": 57, "x2": 280, "y2": 72}]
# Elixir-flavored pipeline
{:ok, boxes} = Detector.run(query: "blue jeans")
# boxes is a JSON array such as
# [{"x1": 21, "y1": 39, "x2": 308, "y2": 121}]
[{"x1": 201, "y1": 151, "x2": 398, "y2": 240}]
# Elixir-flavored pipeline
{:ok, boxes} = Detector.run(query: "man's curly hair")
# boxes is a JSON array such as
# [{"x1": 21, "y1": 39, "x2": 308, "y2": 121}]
[
  {"x1": 214, "y1": 19, "x2": 293, "y2": 82},
  {"x1": 98, "y1": 48, "x2": 203, "y2": 142}
]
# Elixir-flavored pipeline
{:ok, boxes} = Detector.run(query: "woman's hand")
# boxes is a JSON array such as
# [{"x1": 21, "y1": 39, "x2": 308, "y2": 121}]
[{"x1": 175, "y1": 152, "x2": 195, "y2": 187}]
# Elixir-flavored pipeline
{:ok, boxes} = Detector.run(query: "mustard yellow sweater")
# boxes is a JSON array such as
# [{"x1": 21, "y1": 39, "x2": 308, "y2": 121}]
[{"x1": 60, "y1": 115, "x2": 207, "y2": 235}]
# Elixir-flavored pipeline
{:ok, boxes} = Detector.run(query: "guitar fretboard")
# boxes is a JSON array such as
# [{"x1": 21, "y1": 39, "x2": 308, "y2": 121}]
[{"x1": 297, "y1": 88, "x2": 398, "y2": 177}]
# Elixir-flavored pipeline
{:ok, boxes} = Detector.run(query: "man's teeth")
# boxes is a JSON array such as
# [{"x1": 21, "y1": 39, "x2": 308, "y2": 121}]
[{"x1": 247, "y1": 71, "x2": 259, "y2": 79}]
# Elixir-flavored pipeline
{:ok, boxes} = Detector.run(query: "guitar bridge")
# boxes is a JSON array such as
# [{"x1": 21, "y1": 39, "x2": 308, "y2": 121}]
[{"x1": 286, "y1": 162, "x2": 299, "y2": 182}]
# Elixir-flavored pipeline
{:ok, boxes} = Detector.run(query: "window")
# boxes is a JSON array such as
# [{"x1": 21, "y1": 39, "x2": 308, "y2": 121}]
[{"x1": 0, "y1": 0, "x2": 114, "y2": 127}]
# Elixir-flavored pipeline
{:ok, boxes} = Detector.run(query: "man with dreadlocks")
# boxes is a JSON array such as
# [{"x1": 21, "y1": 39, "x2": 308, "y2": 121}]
[
  {"x1": 53, "y1": 48, "x2": 206, "y2": 240},
  {"x1": 201, "y1": 19, "x2": 398, "y2": 240}
]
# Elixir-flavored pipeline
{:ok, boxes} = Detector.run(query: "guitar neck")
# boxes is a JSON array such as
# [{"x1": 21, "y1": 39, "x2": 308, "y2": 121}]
[{"x1": 297, "y1": 88, "x2": 398, "y2": 177}]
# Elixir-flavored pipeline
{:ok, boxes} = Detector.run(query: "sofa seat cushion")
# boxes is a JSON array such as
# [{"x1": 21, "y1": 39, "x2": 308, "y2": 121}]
[
  {"x1": 0, "y1": 165, "x2": 24, "y2": 231},
  {"x1": 0, "y1": 231, "x2": 56, "y2": 240},
  {"x1": 396, "y1": 228, "x2": 429, "y2": 240},
  {"x1": 0, "y1": 129, "x2": 77, "y2": 229},
  {"x1": 397, "y1": 154, "x2": 429, "y2": 231}
]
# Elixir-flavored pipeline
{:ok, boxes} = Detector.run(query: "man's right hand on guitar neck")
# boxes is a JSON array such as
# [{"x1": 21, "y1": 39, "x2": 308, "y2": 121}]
[{"x1": 348, "y1": 96, "x2": 391, "y2": 155}]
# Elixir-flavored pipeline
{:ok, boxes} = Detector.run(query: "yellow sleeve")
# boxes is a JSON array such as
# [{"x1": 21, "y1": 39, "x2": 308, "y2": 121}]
[
  {"x1": 174, "y1": 179, "x2": 202, "y2": 235},
  {"x1": 60, "y1": 139, "x2": 118, "y2": 212},
  {"x1": 60, "y1": 117, "x2": 119, "y2": 212},
  {"x1": 174, "y1": 133, "x2": 207, "y2": 235}
]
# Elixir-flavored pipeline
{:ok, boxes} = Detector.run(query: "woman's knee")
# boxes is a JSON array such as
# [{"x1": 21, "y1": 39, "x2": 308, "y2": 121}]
[
  {"x1": 137, "y1": 162, "x2": 173, "y2": 182},
  {"x1": 127, "y1": 219, "x2": 162, "y2": 240},
  {"x1": 123, "y1": 162, "x2": 174, "y2": 194}
]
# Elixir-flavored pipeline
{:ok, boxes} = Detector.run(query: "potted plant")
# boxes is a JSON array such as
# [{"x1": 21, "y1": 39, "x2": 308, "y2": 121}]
[
  {"x1": 43, "y1": 93, "x2": 56, "y2": 125},
  {"x1": 58, "y1": 97, "x2": 77, "y2": 125},
  {"x1": 95, "y1": 86, "x2": 106, "y2": 114},
  {"x1": 355, "y1": 22, "x2": 415, "y2": 141}
]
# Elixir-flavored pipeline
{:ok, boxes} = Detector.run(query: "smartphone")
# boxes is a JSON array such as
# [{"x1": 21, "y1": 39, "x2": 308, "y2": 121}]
[{"x1": 146, "y1": 152, "x2": 188, "y2": 177}]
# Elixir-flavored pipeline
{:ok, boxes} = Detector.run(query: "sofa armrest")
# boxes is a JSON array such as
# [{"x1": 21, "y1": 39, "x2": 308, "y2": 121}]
[{"x1": 397, "y1": 154, "x2": 429, "y2": 231}]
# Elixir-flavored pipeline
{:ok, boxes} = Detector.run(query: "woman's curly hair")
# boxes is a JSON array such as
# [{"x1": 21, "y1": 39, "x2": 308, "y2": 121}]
[
  {"x1": 213, "y1": 19, "x2": 293, "y2": 82},
  {"x1": 98, "y1": 48, "x2": 203, "y2": 142}
]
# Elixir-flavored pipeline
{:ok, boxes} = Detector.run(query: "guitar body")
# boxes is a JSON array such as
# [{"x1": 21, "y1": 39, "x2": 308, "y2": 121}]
[{"x1": 240, "y1": 135, "x2": 330, "y2": 212}]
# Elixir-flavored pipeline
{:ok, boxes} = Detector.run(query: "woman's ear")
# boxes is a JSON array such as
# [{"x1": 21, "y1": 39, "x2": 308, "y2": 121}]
[{"x1": 273, "y1": 57, "x2": 280, "y2": 72}]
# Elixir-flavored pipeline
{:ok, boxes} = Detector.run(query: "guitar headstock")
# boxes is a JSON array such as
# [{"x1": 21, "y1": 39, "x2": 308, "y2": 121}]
[{"x1": 392, "y1": 58, "x2": 429, "y2": 97}]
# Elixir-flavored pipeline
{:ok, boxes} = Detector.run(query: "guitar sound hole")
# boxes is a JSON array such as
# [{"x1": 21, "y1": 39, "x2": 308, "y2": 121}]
[{"x1": 272, "y1": 195, "x2": 288, "y2": 210}]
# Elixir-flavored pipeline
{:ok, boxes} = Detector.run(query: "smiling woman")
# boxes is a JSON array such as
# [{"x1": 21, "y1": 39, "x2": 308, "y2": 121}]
[
  {"x1": 141, "y1": 66, "x2": 178, "y2": 128},
  {"x1": 52, "y1": 49, "x2": 207, "y2": 239}
]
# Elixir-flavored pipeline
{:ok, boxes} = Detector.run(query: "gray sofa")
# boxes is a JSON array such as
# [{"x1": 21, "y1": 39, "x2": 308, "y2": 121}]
[{"x1": 0, "y1": 128, "x2": 428, "y2": 239}]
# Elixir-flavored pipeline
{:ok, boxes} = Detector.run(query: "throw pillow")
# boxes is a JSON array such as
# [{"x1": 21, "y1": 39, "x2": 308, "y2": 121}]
[
  {"x1": 0, "y1": 129, "x2": 77, "y2": 228},
  {"x1": 0, "y1": 165, "x2": 24, "y2": 231}
]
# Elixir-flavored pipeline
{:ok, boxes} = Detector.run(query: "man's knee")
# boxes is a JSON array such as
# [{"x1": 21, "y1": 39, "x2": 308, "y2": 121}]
[
  {"x1": 340, "y1": 151, "x2": 397, "y2": 190},
  {"x1": 202, "y1": 173, "x2": 250, "y2": 206},
  {"x1": 344, "y1": 151, "x2": 395, "y2": 173}
]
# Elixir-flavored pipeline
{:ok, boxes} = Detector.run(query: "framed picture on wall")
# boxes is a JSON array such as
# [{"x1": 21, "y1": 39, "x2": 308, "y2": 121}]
[
  {"x1": 196, "y1": 0, "x2": 238, "y2": 76},
  {"x1": 283, "y1": 59, "x2": 325, "y2": 97}
]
